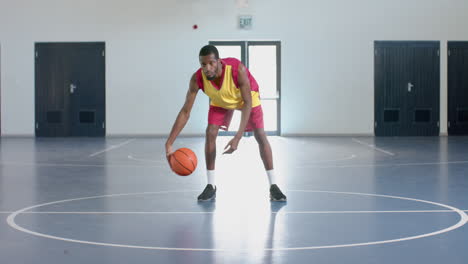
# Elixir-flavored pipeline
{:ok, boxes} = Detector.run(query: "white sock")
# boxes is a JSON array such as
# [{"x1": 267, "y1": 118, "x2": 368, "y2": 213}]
[
  {"x1": 207, "y1": 170, "x2": 215, "y2": 186},
  {"x1": 266, "y1": 170, "x2": 276, "y2": 185}
]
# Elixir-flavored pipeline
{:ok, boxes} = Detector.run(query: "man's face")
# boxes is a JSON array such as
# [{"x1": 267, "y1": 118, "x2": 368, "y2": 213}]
[{"x1": 199, "y1": 54, "x2": 219, "y2": 81}]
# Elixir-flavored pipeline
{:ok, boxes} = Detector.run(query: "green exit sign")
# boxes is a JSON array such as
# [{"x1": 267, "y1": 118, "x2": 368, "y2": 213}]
[{"x1": 239, "y1": 15, "x2": 253, "y2": 30}]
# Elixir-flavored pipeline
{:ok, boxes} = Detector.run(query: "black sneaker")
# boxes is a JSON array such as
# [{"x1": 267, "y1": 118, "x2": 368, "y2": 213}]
[
  {"x1": 270, "y1": 184, "x2": 287, "y2": 201},
  {"x1": 197, "y1": 184, "x2": 216, "y2": 201}
]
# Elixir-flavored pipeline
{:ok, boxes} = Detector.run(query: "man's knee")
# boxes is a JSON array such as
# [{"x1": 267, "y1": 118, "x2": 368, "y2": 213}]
[
  {"x1": 206, "y1": 125, "x2": 219, "y2": 140},
  {"x1": 254, "y1": 128, "x2": 268, "y2": 145}
]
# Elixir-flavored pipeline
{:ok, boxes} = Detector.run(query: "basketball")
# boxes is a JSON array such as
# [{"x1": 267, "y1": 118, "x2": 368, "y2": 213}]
[{"x1": 169, "y1": 148, "x2": 198, "y2": 176}]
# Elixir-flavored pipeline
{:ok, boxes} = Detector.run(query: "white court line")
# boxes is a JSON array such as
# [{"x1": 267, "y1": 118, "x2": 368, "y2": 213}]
[
  {"x1": 2, "y1": 159, "x2": 468, "y2": 170},
  {"x1": 296, "y1": 154, "x2": 357, "y2": 167},
  {"x1": 89, "y1": 139, "x2": 135, "y2": 157},
  {"x1": 352, "y1": 138, "x2": 395, "y2": 156},
  {"x1": 127, "y1": 155, "x2": 165, "y2": 164},
  {"x1": 6, "y1": 190, "x2": 468, "y2": 251},
  {"x1": 0, "y1": 161, "x2": 167, "y2": 169},
  {"x1": 1, "y1": 210, "x2": 468, "y2": 214},
  {"x1": 306, "y1": 160, "x2": 468, "y2": 169}
]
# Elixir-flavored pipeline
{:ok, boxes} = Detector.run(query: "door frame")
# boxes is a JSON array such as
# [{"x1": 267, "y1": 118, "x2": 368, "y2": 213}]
[{"x1": 208, "y1": 40, "x2": 281, "y2": 136}]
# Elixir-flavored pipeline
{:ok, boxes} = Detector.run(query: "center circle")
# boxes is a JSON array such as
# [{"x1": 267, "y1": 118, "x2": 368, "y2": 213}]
[{"x1": 6, "y1": 190, "x2": 468, "y2": 251}]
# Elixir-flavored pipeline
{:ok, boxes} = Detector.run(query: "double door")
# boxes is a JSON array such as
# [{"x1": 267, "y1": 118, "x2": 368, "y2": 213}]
[
  {"x1": 375, "y1": 41, "x2": 440, "y2": 136},
  {"x1": 35, "y1": 42, "x2": 105, "y2": 137}
]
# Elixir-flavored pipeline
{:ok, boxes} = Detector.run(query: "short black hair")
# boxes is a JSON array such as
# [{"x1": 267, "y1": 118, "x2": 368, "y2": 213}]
[{"x1": 199, "y1": 45, "x2": 219, "y2": 59}]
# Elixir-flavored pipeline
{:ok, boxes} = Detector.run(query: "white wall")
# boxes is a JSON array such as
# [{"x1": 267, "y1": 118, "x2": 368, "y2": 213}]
[{"x1": 1, "y1": 0, "x2": 467, "y2": 136}]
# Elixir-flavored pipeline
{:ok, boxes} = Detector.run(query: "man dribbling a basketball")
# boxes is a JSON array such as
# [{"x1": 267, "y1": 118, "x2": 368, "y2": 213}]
[{"x1": 165, "y1": 45, "x2": 286, "y2": 202}]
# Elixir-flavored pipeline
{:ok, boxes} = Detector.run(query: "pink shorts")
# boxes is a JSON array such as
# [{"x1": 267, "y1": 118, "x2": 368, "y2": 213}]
[{"x1": 208, "y1": 105, "x2": 264, "y2": 132}]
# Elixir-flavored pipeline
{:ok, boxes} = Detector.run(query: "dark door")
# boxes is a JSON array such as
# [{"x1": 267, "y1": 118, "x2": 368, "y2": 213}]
[
  {"x1": 374, "y1": 43, "x2": 411, "y2": 136},
  {"x1": 35, "y1": 42, "x2": 105, "y2": 137},
  {"x1": 375, "y1": 41, "x2": 439, "y2": 136},
  {"x1": 448, "y1": 42, "x2": 468, "y2": 135},
  {"x1": 406, "y1": 42, "x2": 440, "y2": 136},
  {"x1": 0, "y1": 44, "x2": 2, "y2": 136}
]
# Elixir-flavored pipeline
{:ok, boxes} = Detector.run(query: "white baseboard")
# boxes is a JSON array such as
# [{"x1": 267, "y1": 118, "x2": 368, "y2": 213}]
[
  {"x1": 281, "y1": 133, "x2": 374, "y2": 137},
  {"x1": 1, "y1": 134, "x2": 34, "y2": 137},
  {"x1": 105, "y1": 133, "x2": 205, "y2": 138}
]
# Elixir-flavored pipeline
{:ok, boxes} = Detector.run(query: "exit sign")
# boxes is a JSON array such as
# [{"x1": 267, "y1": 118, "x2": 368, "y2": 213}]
[{"x1": 239, "y1": 15, "x2": 253, "y2": 30}]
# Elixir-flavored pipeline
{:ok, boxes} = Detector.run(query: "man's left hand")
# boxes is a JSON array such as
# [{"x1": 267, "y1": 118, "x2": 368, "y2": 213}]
[{"x1": 223, "y1": 137, "x2": 241, "y2": 154}]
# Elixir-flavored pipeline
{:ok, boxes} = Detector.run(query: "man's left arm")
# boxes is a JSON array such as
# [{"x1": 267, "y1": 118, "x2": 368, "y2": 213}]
[{"x1": 223, "y1": 64, "x2": 252, "y2": 154}]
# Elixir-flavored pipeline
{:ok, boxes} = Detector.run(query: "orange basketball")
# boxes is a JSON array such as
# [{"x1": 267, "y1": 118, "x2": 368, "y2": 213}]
[{"x1": 169, "y1": 148, "x2": 198, "y2": 176}]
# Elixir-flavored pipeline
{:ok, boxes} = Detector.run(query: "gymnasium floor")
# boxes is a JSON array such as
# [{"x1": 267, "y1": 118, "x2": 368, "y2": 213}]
[{"x1": 1, "y1": 136, "x2": 467, "y2": 264}]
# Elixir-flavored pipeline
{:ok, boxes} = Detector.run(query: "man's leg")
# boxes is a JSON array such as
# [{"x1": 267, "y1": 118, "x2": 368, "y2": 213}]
[
  {"x1": 253, "y1": 127, "x2": 273, "y2": 170},
  {"x1": 198, "y1": 124, "x2": 219, "y2": 201},
  {"x1": 205, "y1": 124, "x2": 219, "y2": 170},
  {"x1": 254, "y1": 128, "x2": 286, "y2": 201}
]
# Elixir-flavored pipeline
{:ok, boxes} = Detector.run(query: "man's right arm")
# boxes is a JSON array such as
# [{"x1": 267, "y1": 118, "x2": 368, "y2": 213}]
[{"x1": 165, "y1": 73, "x2": 199, "y2": 157}]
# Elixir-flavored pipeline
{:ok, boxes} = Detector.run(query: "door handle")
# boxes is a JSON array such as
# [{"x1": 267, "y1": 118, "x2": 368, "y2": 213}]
[
  {"x1": 70, "y1": 83, "x2": 77, "y2": 94},
  {"x1": 408, "y1": 82, "x2": 414, "y2": 92}
]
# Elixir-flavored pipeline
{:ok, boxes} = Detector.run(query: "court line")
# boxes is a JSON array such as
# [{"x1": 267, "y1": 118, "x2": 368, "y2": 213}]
[
  {"x1": 2, "y1": 159, "x2": 468, "y2": 170},
  {"x1": 0, "y1": 161, "x2": 167, "y2": 169},
  {"x1": 89, "y1": 139, "x2": 136, "y2": 157},
  {"x1": 295, "y1": 154, "x2": 357, "y2": 167},
  {"x1": 127, "y1": 155, "x2": 165, "y2": 164},
  {"x1": 1, "y1": 210, "x2": 467, "y2": 214},
  {"x1": 305, "y1": 160, "x2": 468, "y2": 169},
  {"x1": 6, "y1": 190, "x2": 468, "y2": 251},
  {"x1": 351, "y1": 138, "x2": 395, "y2": 156}
]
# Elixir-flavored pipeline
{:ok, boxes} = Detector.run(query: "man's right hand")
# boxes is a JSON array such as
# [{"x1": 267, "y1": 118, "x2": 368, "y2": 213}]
[{"x1": 165, "y1": 144, "x2": 174, "y2": 164}]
